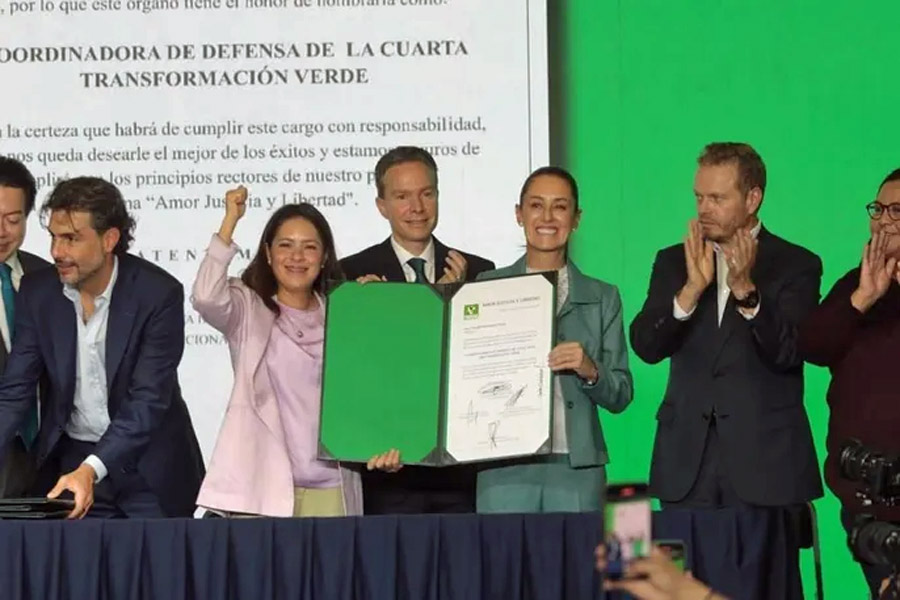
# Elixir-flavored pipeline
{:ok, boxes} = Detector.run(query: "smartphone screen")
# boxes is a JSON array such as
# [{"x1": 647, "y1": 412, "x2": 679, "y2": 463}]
[{"x1": 604, "y1": 482, "x2": 652, "y2": 580}]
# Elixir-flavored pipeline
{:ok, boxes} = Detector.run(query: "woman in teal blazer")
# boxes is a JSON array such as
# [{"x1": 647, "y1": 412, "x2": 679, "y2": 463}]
[{"x1": 476, "y1": 166, "x2": 634, "y2": 513}]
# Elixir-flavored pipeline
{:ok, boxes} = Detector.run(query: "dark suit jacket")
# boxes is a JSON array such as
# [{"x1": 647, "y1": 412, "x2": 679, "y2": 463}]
[
  {"x1": 0, "y1": 253, "x2": 204, "y2": 516},
  {"x1": 0, "y1": 250, "x2": 50, "y2": 372},
  {"x1": 339, "y1": 236, "x2": 495, "y2": 497},
  {"x1": 0, "y1": 250, "x2": 50, "y2": 497},
  {"x1": 340, "y1": 236, "x2": 495, "y2": 283},
  {"x1": 629, "y1": 227, "x2": 823, "y2": 506}
]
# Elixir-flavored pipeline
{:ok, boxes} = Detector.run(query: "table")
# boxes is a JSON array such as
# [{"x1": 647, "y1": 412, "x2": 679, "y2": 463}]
[
  {"x1": 653, "y1": 507, "x2": 803, "y2": 600},
  {"x1": 0, "y1": 509, "x2": 800, "y2": 600}
]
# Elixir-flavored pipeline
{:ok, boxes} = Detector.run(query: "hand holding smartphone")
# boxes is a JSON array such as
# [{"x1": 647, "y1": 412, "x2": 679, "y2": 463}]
[{"x1": 603, "y1": 482, "x2": 652, "y2": 581}]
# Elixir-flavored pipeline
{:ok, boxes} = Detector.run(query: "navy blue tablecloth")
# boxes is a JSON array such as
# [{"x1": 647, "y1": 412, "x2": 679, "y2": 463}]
[
  {"x1": 652, "y1": 507, "x2": 803, "y2": 600},
  {"x1": 0, "y1": 509, "x2": 799, "y2": 600}
]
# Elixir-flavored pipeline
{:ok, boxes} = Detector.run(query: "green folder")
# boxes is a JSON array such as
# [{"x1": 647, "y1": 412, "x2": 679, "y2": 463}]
[{"x1": 318, "y1": 274, "x2": 556, "y2": 466}]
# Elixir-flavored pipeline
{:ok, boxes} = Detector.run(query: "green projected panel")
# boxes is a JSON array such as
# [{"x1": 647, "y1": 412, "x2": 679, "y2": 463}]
[
  {"x1": 319, "y1": 282, "x2": 444, "y2": 464},
  {"x1": 560, "y1": 2, "x2": 900, "y2": 597}
]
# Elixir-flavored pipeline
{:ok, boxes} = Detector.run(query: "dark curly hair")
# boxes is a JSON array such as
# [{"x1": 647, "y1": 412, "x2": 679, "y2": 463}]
[{"x1": 41, "y1": 177, "x2": 135, "y2": 254}]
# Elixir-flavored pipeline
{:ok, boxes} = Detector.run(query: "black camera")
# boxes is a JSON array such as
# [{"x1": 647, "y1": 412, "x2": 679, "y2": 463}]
[
  {"x1": 840, "y1": 439, "x2": 900, "y2": 572},
  {"x1": 840, "y1": 439, "x2": 900, "y2": 506},
  {"x1": 849, "y1": 514, "x2": 900, "y2": 568}
]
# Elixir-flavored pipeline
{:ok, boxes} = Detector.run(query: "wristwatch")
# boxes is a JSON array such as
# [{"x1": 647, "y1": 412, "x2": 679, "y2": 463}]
[{"x1": 733, "y1": 288, "x2": 760, "y2": 309}]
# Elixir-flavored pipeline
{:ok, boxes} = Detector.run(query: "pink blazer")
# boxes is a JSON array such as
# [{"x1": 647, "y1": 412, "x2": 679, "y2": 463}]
[{"x1": 191, "y1": 234, "x2": 362, "y2": 517}]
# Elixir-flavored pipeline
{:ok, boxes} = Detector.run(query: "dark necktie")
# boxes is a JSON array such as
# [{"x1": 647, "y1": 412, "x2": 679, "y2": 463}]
[
  {"x1": 0, "y1": 264, "x2": 14, "y2": 338},
  {"x1": 1, "y1": 264, "x2": 38, "y2": 449},
  {"x1": 407, "y1": 258, "x2": 428, "y2": 284}
]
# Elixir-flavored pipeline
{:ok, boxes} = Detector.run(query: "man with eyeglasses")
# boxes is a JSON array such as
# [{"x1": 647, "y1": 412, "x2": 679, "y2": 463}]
[{"x1": 799, "y1": 168, "x2": 900, "y2": 598}]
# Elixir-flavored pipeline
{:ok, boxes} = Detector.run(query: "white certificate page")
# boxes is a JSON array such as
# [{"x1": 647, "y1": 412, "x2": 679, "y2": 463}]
[{"x1": 444, "y1": 274, "x2": 554, "y2": 462}]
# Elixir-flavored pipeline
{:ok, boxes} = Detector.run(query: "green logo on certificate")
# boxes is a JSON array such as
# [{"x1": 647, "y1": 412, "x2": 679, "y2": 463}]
[{"x1": 464, "y1": 304, "x2": 480, "y2": 319}]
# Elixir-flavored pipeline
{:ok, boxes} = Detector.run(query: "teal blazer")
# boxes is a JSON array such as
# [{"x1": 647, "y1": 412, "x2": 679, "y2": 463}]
[{"x1": 476, "y1": 257, "x2": 633, "y2": 467}]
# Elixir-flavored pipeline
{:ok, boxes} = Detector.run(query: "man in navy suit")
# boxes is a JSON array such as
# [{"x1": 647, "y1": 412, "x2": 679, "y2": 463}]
[
  {"x1": 629, "y1": 143, "x2": 822, "y2": 510},
  {"x1": 629, "y1": 143, "x2": 821, "y2": 598},
  {"x1": 0, "y1": 156, "x2": 50, "y2": 497},
  {"x1": 0, "y1": 176, "x2": 204, "y2": 518}
]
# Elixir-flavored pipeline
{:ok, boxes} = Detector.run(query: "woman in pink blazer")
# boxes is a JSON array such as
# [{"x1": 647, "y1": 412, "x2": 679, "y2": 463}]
[{"x1": 192, "y1": 186, "x2": 362, "y2": 517}]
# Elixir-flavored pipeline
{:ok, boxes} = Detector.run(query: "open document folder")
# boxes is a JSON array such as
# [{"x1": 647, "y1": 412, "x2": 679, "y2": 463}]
[{"x1": 319, "y1": 272, "x2": 557, "y2": 466}]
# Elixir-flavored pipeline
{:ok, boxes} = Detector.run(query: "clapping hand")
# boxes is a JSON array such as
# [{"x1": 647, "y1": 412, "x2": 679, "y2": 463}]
[
  {"x1": 722, "y1": 226, "x2": 758, "y2": 298},
  {"x1": 676, "y1": 220, "x2": 714, "y2": 313},
  {"x1": 437, "y1": 251, "x2": 468, "y2": 284},
  {"x1": 851, "y1": 230, "x2": 898, "y2": 313}
]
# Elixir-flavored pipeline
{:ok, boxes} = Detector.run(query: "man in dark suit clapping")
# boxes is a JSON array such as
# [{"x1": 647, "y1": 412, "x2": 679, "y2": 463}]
[
  {"x1": 629, "y1": 144, "x2": 822, "y2": 589},
  {"x1": 341, "y1": 146, "x2": 494, "y2": 286}
]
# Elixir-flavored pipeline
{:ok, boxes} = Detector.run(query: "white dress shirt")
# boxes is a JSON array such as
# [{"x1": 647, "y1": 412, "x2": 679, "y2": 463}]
[
  {"x1": 674, "y1": 221, "x2": 762, "y2": 325},
  {"x1": 390, "y1": 236, "x2": 436, "y2": 283},
  {"x1": 62, "y1": 257, "x2": 119, "y2": 482},
  {"x1": 527, "y1": 264, "x2": 571, "y2": 454},
  {"x1": 0, "y1": 253, "x2": 24, "y2": 352}
]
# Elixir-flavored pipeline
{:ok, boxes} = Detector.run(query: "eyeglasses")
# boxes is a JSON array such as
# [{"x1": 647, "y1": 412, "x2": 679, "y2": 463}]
[{"x1": 866, "y1": 202, "x2": 900, "y2": 221}]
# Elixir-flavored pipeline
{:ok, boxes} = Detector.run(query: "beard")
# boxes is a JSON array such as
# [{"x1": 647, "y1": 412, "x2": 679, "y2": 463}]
[{"x1": 56, "y1": 256, "x2": 106, "y2": 287}]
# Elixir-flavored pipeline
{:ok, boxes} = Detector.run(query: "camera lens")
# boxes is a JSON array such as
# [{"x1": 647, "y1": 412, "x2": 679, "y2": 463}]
[
  {"x1": 851, "y1": 520, "x2": 900, "y2": 566},
  {"x1": 840, "y1": 440, "x2": 868, "y2": 482}
]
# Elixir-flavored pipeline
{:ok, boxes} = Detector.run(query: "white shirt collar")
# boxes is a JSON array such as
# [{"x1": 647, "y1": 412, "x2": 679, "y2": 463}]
[
  {"x1": 63, "y1": 255, "x2": 120, "y2": 305},
  {"x1": 390, "y1": 236, "x2": 435, "y2": 267},
  {"x1": 4, "y1": 252, "x2": 24, "y2": 279}
]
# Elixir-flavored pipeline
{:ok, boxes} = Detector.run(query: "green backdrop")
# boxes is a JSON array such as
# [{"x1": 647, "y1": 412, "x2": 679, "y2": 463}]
[{"x1": 557, "y1": 2, "x2": 900, "y2": 598}]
